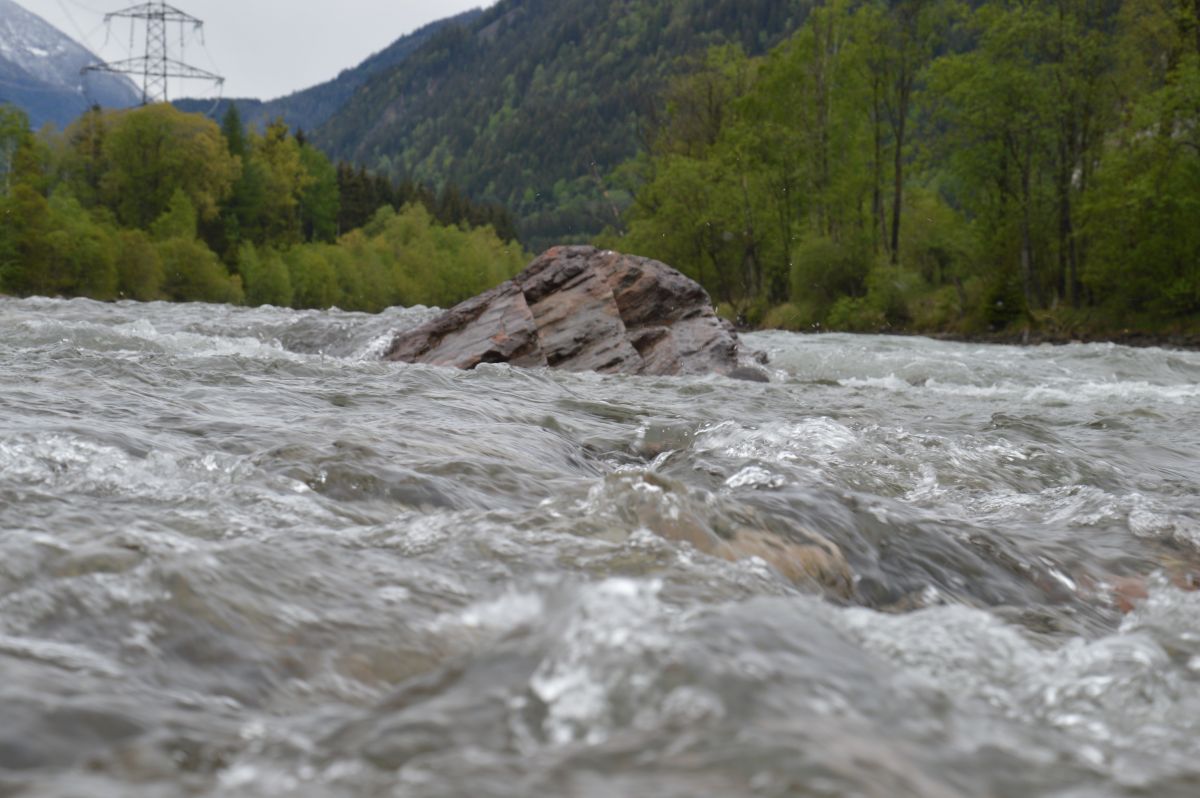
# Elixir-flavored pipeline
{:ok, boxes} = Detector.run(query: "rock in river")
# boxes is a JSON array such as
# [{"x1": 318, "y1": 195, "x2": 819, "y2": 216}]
[{"x1": 384, "y1": 246, "x2": 766, "y2": 378}]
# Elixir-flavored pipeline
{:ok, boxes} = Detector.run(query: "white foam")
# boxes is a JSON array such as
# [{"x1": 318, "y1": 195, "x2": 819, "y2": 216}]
[
  {"x1": 838, "y1": 375, "x2": 913, "y2": 392},
  {"x1": 112, "y1": 319, "x2": 304, "y2": 362},
  {"x1": 0, "y1": 432, "x2": 257, "y2": 503},
  {"x1": 839, "y1": 373, "x2": 1200, "y2": 407},
  {"x1": 529, "y1": 579, "x2": 670, "y2": 746},
  {"x1": 355, "y1": 332, "x2": 397, "y2": 361},
  {"x1": 696, "y1": 418, "x2": 858, "y2": 464},
  {"x1": 0, "y1": 633, "x2": 124, "y2": 677},
  {"x1": 838, "y1": 600, "x2": 1194, "y2": 769},
  {"x1": 725, "y1": 465, "x2": 787, "y2": 490}
]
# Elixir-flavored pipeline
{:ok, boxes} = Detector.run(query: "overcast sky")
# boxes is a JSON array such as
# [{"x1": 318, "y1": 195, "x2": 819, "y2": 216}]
[{"x1": 17, "y1": 0, "x2": 493, "y2": 99}]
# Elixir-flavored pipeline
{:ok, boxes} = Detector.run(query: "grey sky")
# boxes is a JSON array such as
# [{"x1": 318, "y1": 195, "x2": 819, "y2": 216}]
[{"x1": 15, "y1": 0, "x2": 493, "y2": 99}]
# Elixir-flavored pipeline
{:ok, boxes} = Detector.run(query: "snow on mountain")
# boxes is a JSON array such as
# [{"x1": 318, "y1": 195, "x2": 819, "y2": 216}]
[{"x1": 0, "y1": 0, "x2": 140, "y2": 127}]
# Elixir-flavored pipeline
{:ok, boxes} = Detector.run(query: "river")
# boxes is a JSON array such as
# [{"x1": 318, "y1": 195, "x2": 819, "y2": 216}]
[{"x1": 2, "y1": 296, "x2": 1200, "y2": 797}]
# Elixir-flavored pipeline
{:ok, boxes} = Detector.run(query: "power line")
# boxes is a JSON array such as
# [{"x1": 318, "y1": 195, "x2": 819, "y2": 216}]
[
  {"x1": 53, "y1": 0, "x2": 95, "y2": 50},
  {"x1": 81, "y1": 2, "x2": 223, "y2": 104}
]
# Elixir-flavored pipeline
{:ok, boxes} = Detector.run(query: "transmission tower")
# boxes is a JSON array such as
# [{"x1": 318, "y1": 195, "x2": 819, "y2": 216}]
[{"x1": 83, "y1": 2, "x2": 224, "y2": 105}]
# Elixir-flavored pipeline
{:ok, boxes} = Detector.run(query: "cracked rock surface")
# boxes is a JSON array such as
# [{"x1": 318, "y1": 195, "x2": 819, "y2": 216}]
[{"x1": 384, "y1": 246, "x2": 761, "y2": 377}]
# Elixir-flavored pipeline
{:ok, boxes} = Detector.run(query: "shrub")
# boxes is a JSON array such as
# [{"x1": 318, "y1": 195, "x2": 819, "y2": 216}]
[
  {"x1": 974, "y1": 268, "x2": 1027, "y2": 331},
  {"x1": 238, "y1": 243, "x2": 293, "y2": 307},
  {"x1": 159, "y1": 237, "x2": 243, "y2": 304},
  {"x1": 825, "y1": 296, "x2": 888, "y2": 332},
  {"x1": 762, "y1": 301, "x2": 819, "y2": 331},
  {"x1": 286, "y1": 246, "x2": 341, "y2": 309},
  {"x1": 789, "y1": 236, "x2": 872, "y2": 318},
  {"x1": 115, "y1": 229, "x2": 164, "y2": 301}
]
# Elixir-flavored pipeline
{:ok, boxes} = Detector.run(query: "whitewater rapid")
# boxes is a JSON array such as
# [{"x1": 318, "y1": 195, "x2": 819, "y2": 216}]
[{"x1": 2, "y1": 296, "x2": 1199, "y2": 797}]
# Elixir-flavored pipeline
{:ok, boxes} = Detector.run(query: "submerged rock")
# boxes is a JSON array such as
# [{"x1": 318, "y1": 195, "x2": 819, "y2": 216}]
[
  {"x1": 385, "y1": 246, "x2": 764, "y2": 378},
  {"x1": 713, "y1": 527, "x2": 856, "y2": 599}
]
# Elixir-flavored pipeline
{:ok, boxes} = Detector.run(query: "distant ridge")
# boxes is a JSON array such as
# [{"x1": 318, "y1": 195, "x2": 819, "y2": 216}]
[
  {"x1": 172, "y1": 8, "x2": 484, "y2": 134},
  {"x1": 179, "y1": 0, "x2": 807, "y2": 250},
  {"x1": 0, "y1": 0, "x2": 139, "y2": 127},
  {"x1": 308, "y1": 0, "x2": 809, "y2": 250}
]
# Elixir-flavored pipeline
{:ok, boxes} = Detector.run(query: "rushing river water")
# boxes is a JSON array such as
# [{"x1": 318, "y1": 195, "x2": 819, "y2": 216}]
[{"x1": 2, "y1": 296, "x2": 1200, "y2": 797}]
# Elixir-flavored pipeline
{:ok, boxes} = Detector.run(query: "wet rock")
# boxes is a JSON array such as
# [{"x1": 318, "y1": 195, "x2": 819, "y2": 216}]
[
  {"x1": 50, "y1": 541, "x2": 145, "y2": 578},
  {"x1": 595, "y1": 471, "x2": 855, "y2": 599},
  {"x1": 727, "y1": 366, "x2": 771, "y2": 383},
  {"x1": 714, "y1": 527, "x2": 856, "y2": 600},
  {"x1": 1111, "y1": 569, "x2": 1200, "y2": 613},
  {"x1": 519, "y1": 247, "x2": 641, "y2": 372},
  {"x1": 385, "y1": 246, "x2": 763, "y2": 377},
  {"x1": 383, "y1": 280, "x2": 545, "y2": 370}
]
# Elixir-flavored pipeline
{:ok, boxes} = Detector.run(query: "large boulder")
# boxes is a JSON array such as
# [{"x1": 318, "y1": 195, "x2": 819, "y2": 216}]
[{"x1": 384, "y1": 246, "x2": 764, "y2": 377}]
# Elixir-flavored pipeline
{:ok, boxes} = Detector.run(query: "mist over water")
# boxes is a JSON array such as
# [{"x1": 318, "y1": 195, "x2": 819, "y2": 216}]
[{"x1": 3, "y1": 296, "x2": 1200, "y2": 797}]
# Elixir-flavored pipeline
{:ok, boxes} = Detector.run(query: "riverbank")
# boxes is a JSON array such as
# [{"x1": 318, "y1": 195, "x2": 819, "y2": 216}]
[
  {"x1": 933, "y1": 328, "x2": 1200, "y2": 351},
  {"x1": 749, "y1": 309, "x2": 1200, "y2": 351},
  {"x1": 773, "y1": 328, "x2": 1200, "y2": 352}
]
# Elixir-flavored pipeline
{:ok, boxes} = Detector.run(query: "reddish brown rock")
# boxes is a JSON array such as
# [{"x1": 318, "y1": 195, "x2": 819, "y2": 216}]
[
  {"x1": 384, "y1": 246, "x2": 763, "y2": 378},
  {"x1": 519, "y1": 247, "x2": 642, "y2": 372},
  {"x1": 383, "y1": 281, "x2": 545, "y2": 369}
]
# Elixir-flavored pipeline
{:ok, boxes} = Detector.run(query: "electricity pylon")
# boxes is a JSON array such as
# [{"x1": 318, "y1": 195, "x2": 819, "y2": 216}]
[{"x1": 83, "y1": 2, "x2": 223, "y2": 105}]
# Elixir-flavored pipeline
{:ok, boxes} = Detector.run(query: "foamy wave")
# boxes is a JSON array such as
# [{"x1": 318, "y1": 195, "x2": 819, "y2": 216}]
[
  {"x1": 838, "y1": 375, "x2": 914, "y2": 392},
  {"x1": 839, "y1": 597, "x2": 1200, "y2": 773},
  {"x1": 695, "y1": 418, "x2": 859, "y2": 463},
  {"x1": 529, "y1": 579, "x2": 674, "y2": 746},
  {"x1": 1023, "y1": 380, "x2": 1200, "y2": 406},
  {"x1": 0, "y1": 433, "x2": 257, "y2": 499},
  {"x1": 839, "y1": 374, "x2": 1200, "y2": 406},
  {"x1": 113, "y1": 319, "x2": 305, "y2": 362}
]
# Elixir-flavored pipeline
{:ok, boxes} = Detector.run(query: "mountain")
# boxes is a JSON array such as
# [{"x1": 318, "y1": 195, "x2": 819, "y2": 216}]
[
  {"x1": 173, "y1": 9, "x2": 484, "y2": 136},
  {"x1": 311, "y1": 0, "x2": 812, "y2": 249},
  {"x1": 0, "y1": 0, "x2": 139, "y2": 127}
]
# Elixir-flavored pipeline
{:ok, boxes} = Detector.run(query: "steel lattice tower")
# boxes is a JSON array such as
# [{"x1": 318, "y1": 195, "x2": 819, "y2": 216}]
[{"x1": 83, "y1": 2, "x2": 223, "y2": 104}]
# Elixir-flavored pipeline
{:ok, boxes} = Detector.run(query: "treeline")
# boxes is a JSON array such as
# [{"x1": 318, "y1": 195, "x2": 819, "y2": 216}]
[
  {"x1": 0, "y1": 102, "x2": 525, "y2": 311},
  {"x1": 317, "y1": 0, "x2": 810, "y2": 252},
  {"x1": 609, "y1": 0, "x2": 1200, "y2": 335},
  {"x1": 334, "y1": 161, "x2": 518, "y2": 244}
]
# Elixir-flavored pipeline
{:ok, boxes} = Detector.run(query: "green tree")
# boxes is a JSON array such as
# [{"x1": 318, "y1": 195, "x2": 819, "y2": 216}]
[
  {"x1": 0, "y1": 106, "x2": 35, "y2": 293},
  {"x1": 238, "y1": 243, "x2": 294, "y2": 307},
  {"x1": 930, "y1": 3, "x2": 1059, "y2": 309},
  {"x1": 151, "y1": 189, "x2": 200, "y2": 241},
  {"x1": 101, "y1": 104, "x2": 238, "y2": 229},
  {"x1": 158, "y1": 236, "x2": 244, "y2": 304},
  {"x1": 285, "y1": 246, "x2": 341, "y2": 308},
  {"x1": 857, "y1": 0, "x2": 959, "y2": 264},
  {"x1": 0, "y1": 184, "x2": 52, "y2": 295},
  {"x1": 115, "y1": 229, "x2": 165, "y2": 301},
  {"x1": 59, "y1": 107, "x2": 109, "y2": 208},
  {"x1": 1084, "y1": 0, "x2": 1200, "y2": 315},
  {"x1": 43, "y1": 190, "x2": 119, "y2": 299},
  {"x1": 0, "y1": 105, "x2": 31, "y2": 198},
  {"x1": 207, "y1": 102, "x2": 265, "y2": 258},
  {"x1": 299, "y1": 144, "x2": 340, "y2": 242},
  {"x1": 221, "y1": 103, "x2": 248, "y2": 160},
  {"x1": 0, "y1": 105, "x2": 50, "y2": 197},
  {"x1": 149, "y1": 186, "x2": 243, "y2": 304},
  {"x1": 253, "y1": 119, "x2": 312, "y2": 246},
  {"x1": 622, "y1": 47, "x2": 762, "y2": 307},
  {"x1": 1048, "y1": 0, "x2": 1116, "y2": 306}
]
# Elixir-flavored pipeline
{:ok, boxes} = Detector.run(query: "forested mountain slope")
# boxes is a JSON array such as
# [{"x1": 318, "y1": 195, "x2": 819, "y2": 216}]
[
  {"x1": 313, "y1": 0, "x2": 812, "y2": 249},
  {"x1": 173, "y1": 9, "x2": 483, "y2": 135}
]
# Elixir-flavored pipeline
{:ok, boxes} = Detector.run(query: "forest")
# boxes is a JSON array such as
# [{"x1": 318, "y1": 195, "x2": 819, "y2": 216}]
[
  {"x1": 2, "y1": 0, "x2": 1198, "y2": 340},
  {"x1": 314, "y1": 0, "x2": 808, "y2": 251},
  {"x1": 607, "y1": 0, "x2": 1200, "y2": 337},
  {"x1": 0, "y1": 102, "x2": 525, "y2": 311}
]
